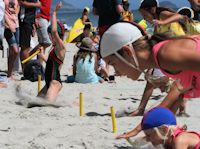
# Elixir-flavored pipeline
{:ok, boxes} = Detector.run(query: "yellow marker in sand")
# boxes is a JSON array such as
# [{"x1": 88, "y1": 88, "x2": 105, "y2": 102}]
[
  {"x1": 110, "y1": 106, "x2": 117, "y2": 133},
  {"x1": 38, "y1": 75, "x2": 41, "y2": 94},
  {"x1": 22, "y1": 50, "x2": 40, "y2": 64},
  {"x1": 80, "y1": 92, "x2": 83, "y2": 117}
]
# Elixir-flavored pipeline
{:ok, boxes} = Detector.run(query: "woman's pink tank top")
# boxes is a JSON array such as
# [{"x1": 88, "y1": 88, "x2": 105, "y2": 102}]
[
  {"x1": 152, "y1": 38, "x2": 200, "y2": 98},
  {"x1": 173, "y1": 127, "x2": 200, "y2": 149}
]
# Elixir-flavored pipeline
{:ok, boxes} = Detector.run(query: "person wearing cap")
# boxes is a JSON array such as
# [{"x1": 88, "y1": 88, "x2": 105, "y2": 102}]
[
  {"x1": 72, "y1": 37, "x2": 104, "y2": 84},
  {"x1": 37, "y1": 2, "x2": 66, "y2": 102},
  {"x1": 92, "y1": 0, "x2": 124, "y2": 36},
  {"x1": 99, "y1": 22, "x2": 200, "y2": 138},
  {"x1": 81, "y1": 7, "x2": 91, "y2": 25},
  {"x1": 139, "y1": 0, "x2": 185, "y2": 36},
  {"x1": 121, "y1": 0, "x2": 134, "y2": 22},
  {"x1": 118, "y1": 107, "x2": 200, "y2": 148}
]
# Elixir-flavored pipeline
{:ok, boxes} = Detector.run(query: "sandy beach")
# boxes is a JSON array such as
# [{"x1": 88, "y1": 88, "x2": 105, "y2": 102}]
[{"x1": 0, "y1": 40, "x2": 200, "y2": 149}]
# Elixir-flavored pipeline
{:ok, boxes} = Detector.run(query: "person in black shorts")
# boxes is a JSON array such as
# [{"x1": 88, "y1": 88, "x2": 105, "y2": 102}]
[{"x1": 18, "y1": 0, "x2": 41, "y2": 69}]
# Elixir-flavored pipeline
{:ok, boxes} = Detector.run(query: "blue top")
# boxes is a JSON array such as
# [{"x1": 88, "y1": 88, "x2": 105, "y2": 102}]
[{"x1": 75, "y1": 54, "x2": 99, "y2": 84}]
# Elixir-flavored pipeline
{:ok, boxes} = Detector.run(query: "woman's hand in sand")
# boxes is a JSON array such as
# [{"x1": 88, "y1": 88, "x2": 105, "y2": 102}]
[
  {"x1": 116, "y1": 124, "x2": 142, "y2": 139},
  {"x1": 116, "y1": 131, "x2": 139, "y2": 139},
  {"x1": 116, "y1": 132, "x2": 130, "y2": 139}
]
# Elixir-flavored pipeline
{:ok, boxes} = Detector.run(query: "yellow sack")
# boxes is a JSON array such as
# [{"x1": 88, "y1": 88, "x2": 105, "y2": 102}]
[
  {"x1": 156, "y1": 22, "x2": 186, "y2": 36},
  {"x1": 185, "y1": 19, "x2": 200, "y2": 35}
]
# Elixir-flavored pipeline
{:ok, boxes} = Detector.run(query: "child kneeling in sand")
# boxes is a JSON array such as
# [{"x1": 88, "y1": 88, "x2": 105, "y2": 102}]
[
  {"x1": 72, "y1": 37, "x2": 104, "y2": 84},
  {"x1": 117, "y1": 107, "x2": 200, "y2": 149},
  {"x1": 38, "y1": 2, "x2": 66, "y2": 102}
]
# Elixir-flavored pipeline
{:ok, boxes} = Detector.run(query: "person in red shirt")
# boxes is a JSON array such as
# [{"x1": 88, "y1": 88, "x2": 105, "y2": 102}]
[{"x1": 31, "y1": 0, "x2": 52, "y2": 63}]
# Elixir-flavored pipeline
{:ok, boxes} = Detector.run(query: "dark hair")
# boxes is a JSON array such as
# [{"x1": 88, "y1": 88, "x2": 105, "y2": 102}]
[
  {"x1": 139, "y1": 0, "x2": 158, "y2": 9},
  {"x1": 139, "y1": 6, "x2": 175, "y2": 19},
  {"x1": 75, "y1": 49, "x2": 94, "y2": 64},
  {"x1": 84, "y1": 24, "x2": 91, "y2": 30}
]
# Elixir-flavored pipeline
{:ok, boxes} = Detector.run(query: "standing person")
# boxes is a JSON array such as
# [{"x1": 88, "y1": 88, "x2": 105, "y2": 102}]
[
  {"x1": 0, "y1": 0, "x2": 4, "y2": 51},
  {"x1": 99, "y1": 22, "x2": 200, "y2": 138},
  {"x1": 188, "y1": 0, "x2": 200, "y2": 20},
  {"x1": 81, "y1": 7, "x2": 91, "y2": 25},
  {"x1": 38, "y1": 2, "x2": 66, "y2": 102},
  {"x1": 30, "y1": 0, "x2": 52, "y2": 64},
  {"x1": 121, "y1": 0, "x2": 134, "y2": 22},
  {"x1": 92, "y1": 0, "x2": 124, "y2": 36},
  {"x1": 4, "y1": 0, "x2": 20, "y2": 78},
  {"x1": 18, "y1": 0, "x2": 41, "y2": 69}
]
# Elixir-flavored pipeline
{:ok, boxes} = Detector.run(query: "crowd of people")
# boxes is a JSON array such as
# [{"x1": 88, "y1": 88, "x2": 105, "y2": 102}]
[{"x1": 0, "y1": 0, "x2": 200, "y2": 148}]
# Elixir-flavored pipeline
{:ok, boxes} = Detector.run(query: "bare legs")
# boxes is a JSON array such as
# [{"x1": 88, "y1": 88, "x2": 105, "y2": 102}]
[
  {"x1": 7, "y1": 45, "x2": 19, "y2": 78},
  {"x1": 38, "y1": 80, "x2": 62, "y2": 102}
]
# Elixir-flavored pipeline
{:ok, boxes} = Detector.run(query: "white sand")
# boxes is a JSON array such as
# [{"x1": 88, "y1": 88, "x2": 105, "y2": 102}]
[{"x1": 0, "y1": 40, "x2": 200, "y2": 149}]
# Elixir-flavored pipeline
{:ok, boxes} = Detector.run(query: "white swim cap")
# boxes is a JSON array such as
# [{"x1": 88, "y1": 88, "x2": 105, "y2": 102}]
[
  {"x1": 100, "y1": 22, "x2": 145, "y2": 58},
  {"x1": 84, "y1": 7, "x2": 90, "y2": 13}
]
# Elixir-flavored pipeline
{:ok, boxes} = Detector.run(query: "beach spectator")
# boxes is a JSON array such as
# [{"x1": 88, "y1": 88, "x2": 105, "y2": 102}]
[
  {"x1": 100, "y1": 22, "x2": 200, "y2": 138},
  {"x1": 139, "y1": 0, "x2": 185, "y2": 36},
  {"x1": 37, "y1": 2, "x2": 66, "y2": 102},
  {"x1": 73, "y1": 24, "x2": 92, "y2": 42},
  {"x1": 188, "y1": 0, "x2": 200, "y2": 20},
  {"x1": 18, "y1": 0, "x2": 41, "y2": 69},
  {"x1": 30, "y1": 0, "x2": 52, "y2": 64},
  {"x1": 91, "y1": 33, "x2": 110, "y2": 81},
  {"x1": 92, "y1": 0, "x2": 124, "y2": 36},
  {"x1": 81, "y1": 7, "x2": 91, "y2": 25},
  {"x1": 152, "y1": 6, "x2": 200, "y2": 35},
  {"x1": 0, "y1": 0, "x2": 4, "y2": 51},
  {"x1": 117, "y1": 107, "x2": 200, "y2": 149},
  {"x1": 121, "y1": 0, "x2": 134, "y2": 22},
  {"x1": 4, "y1": 0, "x2": 20, "y2": 78},
  {"x1": 72, "y1": 37, "x2": 104, "y2": 84}
]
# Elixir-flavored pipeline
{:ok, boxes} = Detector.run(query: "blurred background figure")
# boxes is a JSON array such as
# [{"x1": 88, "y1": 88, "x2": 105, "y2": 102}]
[
  {"x1": 4, "y1": 0, "x2": 20, "y2": 78},
  {"x1": 0, "y1": 0, "x2": 4, "y2": 51},
  {"x1": 122, "y1": 0, "x2": 134, "y2": 22},
  {"x1": 188, "y1": 0, "x2": 200, "y2": 20},
  {"x1": 81, "y1": 6, "x2": 91, "y2": 25},
  {"x1": 92, "y1": 0, "x2": 124, "y2": 36}
]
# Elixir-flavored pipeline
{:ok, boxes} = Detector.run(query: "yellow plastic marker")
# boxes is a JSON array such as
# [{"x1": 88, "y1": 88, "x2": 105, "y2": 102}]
[
  {"x1": 38, "y1": 75, "x2": 41, "y2": 94},
  {"x1": 110, "y1": 106, "x2": 117, "y2": 133},
  {"x1": 80, "y1": 92, "x2": 83, "y2": 117},
  {"x1": 22, "y1": 50, "x2": 40, "y2": 64}
]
